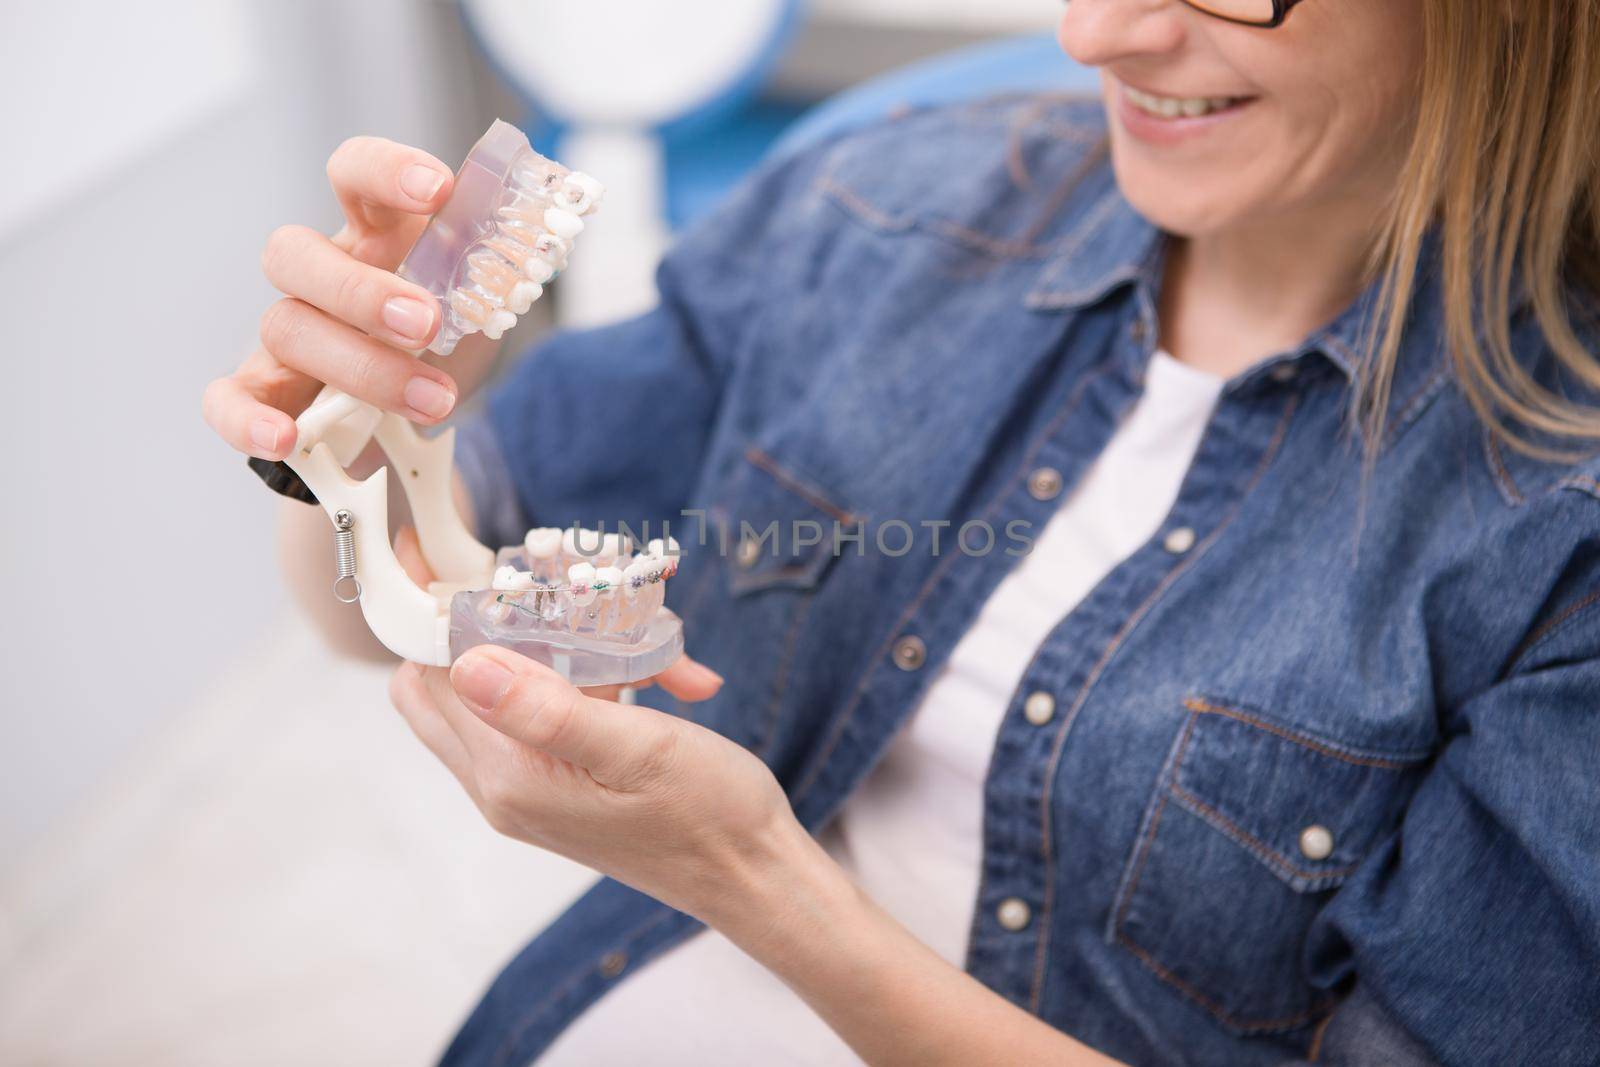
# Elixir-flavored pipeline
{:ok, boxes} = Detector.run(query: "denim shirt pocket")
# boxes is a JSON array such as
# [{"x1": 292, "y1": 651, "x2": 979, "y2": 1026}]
[
  {"x1": 712, "y1": 446, "x2": 861, "y2": 598},
  {"x1": 1109, "y1": 695, "x2": 1429, "y2": 1035},
  {"x1": 677, "y1": 446, "x2": 861, "y2": 754}
]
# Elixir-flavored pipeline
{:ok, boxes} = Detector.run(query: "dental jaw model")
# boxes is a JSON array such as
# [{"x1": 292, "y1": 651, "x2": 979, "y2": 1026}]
[
  {"x1": 248, "y1": 120, "x2": 684, "y2": 685},
  {"x1": 450, "y1": 530, "x2": 684, "y2": 682}
]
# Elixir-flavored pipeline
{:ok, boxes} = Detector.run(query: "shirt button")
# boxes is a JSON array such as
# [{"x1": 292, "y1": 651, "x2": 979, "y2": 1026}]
[
  {"x1": 1163, "y1": 526, "x2": 1196, "y2": 554},
  {"x1": 598, "y1": 950, "x2": 628, "y2": 978},
  {"x1": 735, "y1": 535, "x2": 762, "y2": 569},
  {"x1": 996, "y1": 897, "x2": 1032, "y2": 931},
  {"x1": 1023, "y1": 691, "x2": 1056, "y2": 726},
  {"x1": 892, "y1": 635, "x2": 926, "y2": 671},
  {"x1": 1271, "y1": 362, "x2": 1299, "y2": 383},
  {"x1": 1299, "y1": 824, "x2": 1334, "y2": 861},
  {"x1": 1028, "y1": 467, "x2": 1063, "y2": 501}
]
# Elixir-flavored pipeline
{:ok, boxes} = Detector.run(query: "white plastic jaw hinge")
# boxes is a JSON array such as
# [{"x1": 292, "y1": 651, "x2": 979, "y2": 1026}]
[{"x1": 286, "y1": 413, "x2": 495, "y2": 667}]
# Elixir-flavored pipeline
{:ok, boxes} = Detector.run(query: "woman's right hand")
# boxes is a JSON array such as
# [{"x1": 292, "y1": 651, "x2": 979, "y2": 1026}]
[{"x1": 204, "y1": 135, "x2": 497, "y2": 461}]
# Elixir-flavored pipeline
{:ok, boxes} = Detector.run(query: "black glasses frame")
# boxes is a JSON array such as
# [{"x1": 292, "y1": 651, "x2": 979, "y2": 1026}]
[{"x1": 1183, "y1": 0, "x2": 1305, "y2": 28}]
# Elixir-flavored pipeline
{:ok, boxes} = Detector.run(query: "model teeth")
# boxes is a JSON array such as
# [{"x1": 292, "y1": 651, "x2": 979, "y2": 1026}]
[
  {"x1": 439, "y1": 151, "x2": 603, "y2": 348},
  {"x1": 486, "y1": 525, "x2": 681, "y2": 636},
  {"x1": 483, "y1": 309, "x2": 516, "y2": 340},
  {"x1": 594, "y1": 565, "x2": 624, "y2": 595},
  {"x1": 561, "y1": 528, "x2": 631, "y2": 564},
  {"x1": 530, "y1": 233, "x2": 570, "y2": 269},
  {"x1": 508, "y1": 281, "x2": 542, "y2": 314},
  {"x1": 525, "y1": 527, "x2": 564, "y2": 559},
  {"x1": 513, "y1": 527, "x2": 680, "y2": 586},
  {"x1": 493, "y1": 565, "x2": 535, "y2": 591},
  {"x1": 543, "y1": 207, "x2": 584, "y2": 240},
  {"x1": 555, "y1": 174, "x2": 604, "y2": 214},
  {"x1": 1125, "y1": 85, "x2": 1237, "y2": 119}
]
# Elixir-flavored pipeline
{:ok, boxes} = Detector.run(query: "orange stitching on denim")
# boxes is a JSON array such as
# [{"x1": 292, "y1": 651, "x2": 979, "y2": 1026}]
[
  {"x1": 1109, "y1": 713, "x2": 1334, "y2": 1037},
  {"x1": 814, "y1": 96, "x2": 1106, "y2": 250},
  {"x1": 928, "y1": 218, "x2": 1068, "y2": 260},
  {"x1": 913, "y1": 92, "x2": 1106, "y2": 144},
  {"x1": 753, "y1": 594, "x2": 815, "y2": 761},
  {"x1": 1482, "y1": 426, "x2": 1525, "y2": 506},
  {"x1": 817, "y1": 147, "x2": 1110, "y2": 262},
  {"x1": 1510, "y1": 586, "x2": 1600, "y2": 671},
  {"x1": 1019, "y1": 138, "x2": 1111, "y2": 249},
  {"x1": 1169, "y1": 784, "x2": 1361, "y2": 885},
  {"x1": 1110, "y1": 713, "x2": 1195, "y2": 936},
  {"x1": 1004, "y1": 101, "x2": 1043, "y2": 192},
  {"x1": 1382, "y1": 362, "x2": 1450, "y2": 451},
  {"x1": 1025, "y1": 188, "x2": 1128, "y2": 301},
  {"x1": 1307, "y1": 1010, "x2": 1335, "y2": 1061},
  {"x1": 792, "y1": 356, "x2": 1121, "y2": 802},
  {"x1": 1113, "y1": 932, "x2": 1336, "y2": 1034},
  {"x1": 1562, "y1": 475, "x2": 1600, "y2": 499},
  {"x1": 816, "y1": 173, "x2": 909, "y2": 232},
  {"x1": 1181, "y1": 697, "x2": 1426, "y2": 770},
  {"x1": 1102, "y1": 697, "x2": 1382, "y2": 1035},
  {"x1": 743, "y1": 445, "x2": 861, "y2": 525},
  {"x1": 1028, "y1": 394, "x2": 1303, "y2": 1012},
  {"x1": 1012, "y1": 94, "x2": 1107, "y2": 144}
]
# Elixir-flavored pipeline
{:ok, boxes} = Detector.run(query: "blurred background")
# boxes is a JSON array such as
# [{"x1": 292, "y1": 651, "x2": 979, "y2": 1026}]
[{"x1": 0, "y1": 1, "x2": 1071, "y2": 1062}]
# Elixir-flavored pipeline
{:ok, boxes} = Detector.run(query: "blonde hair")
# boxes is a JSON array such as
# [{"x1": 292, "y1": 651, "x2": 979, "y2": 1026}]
[{"x1": 1368, "y1": 0, "x2": 1600, "y2": 458}]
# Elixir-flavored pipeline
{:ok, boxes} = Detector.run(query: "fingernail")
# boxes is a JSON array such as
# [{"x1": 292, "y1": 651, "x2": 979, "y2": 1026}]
[
  {"x1": 454, "y1": 653, "x2": 514, "y2": 714},
  {"x1": 382, "y1": 296, "x2": 433, "y2": 342},
  {"x1": 685, "y1": 660, "x2": 725, "y2": 688},
  {"x1": 404, "y1": 376, "x2": 455, "y2": 420},
  {"x1": 249, "y1": 418, "x2": 281, "y2": 454},
  {"x1": 401, "y1": 164, "x2": 446, "y2": 202}
]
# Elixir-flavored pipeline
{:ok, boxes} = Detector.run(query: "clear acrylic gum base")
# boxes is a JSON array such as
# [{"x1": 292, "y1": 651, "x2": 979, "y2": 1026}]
[{"x1": 445, "y1": 546, "x2": 684, "y2": 687}]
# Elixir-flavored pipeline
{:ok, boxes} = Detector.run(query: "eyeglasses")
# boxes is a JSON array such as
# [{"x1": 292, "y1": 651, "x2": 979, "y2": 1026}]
[{"x1": 1179, "y1": 0, "x2": 1305, "y2": 28}]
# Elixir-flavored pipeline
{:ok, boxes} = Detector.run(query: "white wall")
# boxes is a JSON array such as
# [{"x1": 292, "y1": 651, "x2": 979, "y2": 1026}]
[{"x1": 0, "y1": 0, "x2": 487, "y2": 872}]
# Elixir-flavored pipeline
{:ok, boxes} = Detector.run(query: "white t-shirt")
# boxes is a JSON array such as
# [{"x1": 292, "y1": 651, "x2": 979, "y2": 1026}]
[{"x1": 541, "y1": 351, "x2": 1224, "y2": 1064}]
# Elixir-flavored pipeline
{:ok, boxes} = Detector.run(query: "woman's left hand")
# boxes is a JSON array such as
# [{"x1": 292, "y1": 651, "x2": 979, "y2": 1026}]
[
  {"x1": 388, "y1": 645, "x2": 807, "y2": 923},
  {"x1": 388, "y1": 534, "x2": 1121, "y2": 1067}
]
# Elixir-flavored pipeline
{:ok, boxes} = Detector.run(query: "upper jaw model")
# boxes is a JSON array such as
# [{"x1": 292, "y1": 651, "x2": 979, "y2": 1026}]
[{"x1": 251, "y1": 120, "x2": 684, "y2": 685}]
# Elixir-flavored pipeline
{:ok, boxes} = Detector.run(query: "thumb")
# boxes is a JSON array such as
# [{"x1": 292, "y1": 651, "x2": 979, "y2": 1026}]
[
  {"x1": 393, "y1": 525, "x2": 436, "y2": 586},
  {"x1": 450, "y1": 645, "x2": 674, "y2": 789}
]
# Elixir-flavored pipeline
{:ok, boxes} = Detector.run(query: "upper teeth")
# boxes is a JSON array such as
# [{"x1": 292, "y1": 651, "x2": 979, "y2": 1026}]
[{"x1": 1125, "y1": 86, "x2": 1236, "y2": 118}]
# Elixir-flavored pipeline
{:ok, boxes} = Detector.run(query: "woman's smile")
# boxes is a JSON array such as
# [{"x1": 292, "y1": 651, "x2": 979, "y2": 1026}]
[{"x1": 1113, "y1": 77, "x2": 1257, "y2": 146}]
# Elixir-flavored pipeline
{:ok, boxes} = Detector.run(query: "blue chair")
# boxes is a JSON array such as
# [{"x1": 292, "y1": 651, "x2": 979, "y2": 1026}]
[
  {"x1": 773, "y1": 32, "x2": 1099, "y2": 160},
  {"x1": 668, "y1": 32, "x2": 1096, "y2": 227}
]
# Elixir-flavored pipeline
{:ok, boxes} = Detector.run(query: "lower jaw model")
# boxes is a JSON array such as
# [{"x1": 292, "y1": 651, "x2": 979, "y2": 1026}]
[
  {"x1": 247, "y1": 120, "x2": 684, "y2": 685},
  {"x1": 448, "y1": 530, "x2": 684, "y2": 684}
]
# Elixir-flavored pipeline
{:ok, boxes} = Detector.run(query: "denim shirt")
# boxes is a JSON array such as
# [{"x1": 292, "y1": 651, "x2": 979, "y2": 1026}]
[{"x1": 443, "y1": 97, "x2": 1600, "y2": 1067}]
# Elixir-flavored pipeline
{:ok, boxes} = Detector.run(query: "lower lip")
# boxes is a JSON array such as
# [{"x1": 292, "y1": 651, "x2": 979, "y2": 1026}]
[{"x1": 1115, "y1": 87, "x2": 1254, "y2": 147}]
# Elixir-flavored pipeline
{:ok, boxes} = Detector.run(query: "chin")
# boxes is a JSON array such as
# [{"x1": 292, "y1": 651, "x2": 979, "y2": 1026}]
[{"x1": 1108, "y1": 147, "x2": 1252, "y2": 239}]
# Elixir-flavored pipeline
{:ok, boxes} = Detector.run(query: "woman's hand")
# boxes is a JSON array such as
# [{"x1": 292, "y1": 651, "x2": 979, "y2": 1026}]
[
  {"x1": 203, "y1": 136, "x2": 501, "y2": 461},
  {"x1": 384, "y1": 542, "x2": 1121, "y2": 1067},
  {"x1": 392, "y1": 643, "x2": 1127, "y2": 1067},
  {"x1": 388, "y1": 646, "x2": 810, "y2": 923}
]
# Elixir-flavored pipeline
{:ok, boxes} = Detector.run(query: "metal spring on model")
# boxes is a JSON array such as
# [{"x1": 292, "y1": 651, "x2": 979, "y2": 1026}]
[{"x1": 332, "y1": 509, "x2": 362, "y2": 603}]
